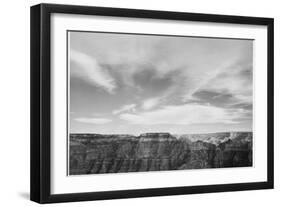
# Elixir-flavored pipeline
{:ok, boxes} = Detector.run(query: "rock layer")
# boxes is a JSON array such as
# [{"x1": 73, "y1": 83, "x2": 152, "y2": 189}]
[{"x1": 69, "y1": 132, "x2": 252, "y2": 175}]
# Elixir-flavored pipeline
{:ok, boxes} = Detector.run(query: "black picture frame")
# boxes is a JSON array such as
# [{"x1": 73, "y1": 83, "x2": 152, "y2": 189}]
[{"x1": 30, "y1": 3, "x2": 274, "y2": 204}]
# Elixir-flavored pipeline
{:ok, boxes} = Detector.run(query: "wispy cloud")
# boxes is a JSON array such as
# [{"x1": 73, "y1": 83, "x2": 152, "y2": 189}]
[
  {"x1": 70, "y1": 49, "x2": 116, "y2": 93},
  {"x1": 199, "y1": 63, "x2": 252, "y2": 104},
  {"x1": 70, "y1": 32, "x2": 253, "y2": 133},
  {"x1": 112, "y1": 104, "x2": 136, "y2": 115},
  {"x1": 74, "y1": 117, "x2": 112, "y2": 124},
  {"x1": 119, "y1": 103, "x2": 244, "y2": 125}
]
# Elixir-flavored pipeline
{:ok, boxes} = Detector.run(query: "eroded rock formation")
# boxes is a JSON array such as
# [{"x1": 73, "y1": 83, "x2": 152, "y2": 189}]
[{"x1": 69, "y1": 132, "x2": 252, "y2": 175}]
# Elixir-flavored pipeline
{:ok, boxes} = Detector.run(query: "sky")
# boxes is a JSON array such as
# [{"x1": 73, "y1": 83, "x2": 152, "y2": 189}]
[{"x1": 69, "y1": 31, "x2": 253, "y2": 135}]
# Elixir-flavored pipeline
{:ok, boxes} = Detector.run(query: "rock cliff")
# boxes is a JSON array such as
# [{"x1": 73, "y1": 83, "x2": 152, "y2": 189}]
[{"x1": 69, "y1": 132, "x2": 252, "y2": 175}]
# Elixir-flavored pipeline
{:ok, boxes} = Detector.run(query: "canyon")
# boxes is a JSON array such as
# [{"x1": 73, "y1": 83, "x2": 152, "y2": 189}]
[{"x1": 69, "y1": 132, "x2": 252, "y2": 175}]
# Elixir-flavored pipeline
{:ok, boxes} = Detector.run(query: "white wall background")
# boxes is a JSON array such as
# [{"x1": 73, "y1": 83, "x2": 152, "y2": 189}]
[{"x1": 0, "y1": 0, "x2": 279, "y2": 206}]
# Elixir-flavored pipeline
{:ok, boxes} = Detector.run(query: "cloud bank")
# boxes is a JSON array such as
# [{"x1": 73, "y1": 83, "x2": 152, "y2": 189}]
[{"x1": 119, "y1": 104, "x2": 244, "y2": 125}]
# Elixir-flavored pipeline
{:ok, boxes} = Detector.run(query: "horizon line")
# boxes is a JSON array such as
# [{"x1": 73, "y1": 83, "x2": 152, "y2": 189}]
[{"x1": 69, "y1": 130, "x2": 253, "y2": 136}]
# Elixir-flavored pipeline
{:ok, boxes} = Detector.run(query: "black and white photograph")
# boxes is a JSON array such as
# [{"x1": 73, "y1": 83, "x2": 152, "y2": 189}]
[{"x1": 69, "y1": 31, "x2": 253, "y2": 175}]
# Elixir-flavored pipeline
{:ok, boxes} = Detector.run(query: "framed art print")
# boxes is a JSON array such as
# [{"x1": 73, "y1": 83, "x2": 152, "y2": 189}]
[{"x1": 30, "y1": 3, "x2": 274, "y2": 203}]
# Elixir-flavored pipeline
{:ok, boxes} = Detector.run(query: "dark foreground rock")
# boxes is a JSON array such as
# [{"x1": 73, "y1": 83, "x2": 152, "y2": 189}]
[{"x1": 69, "y1": 132, "x2": 252, "y2": 175}]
